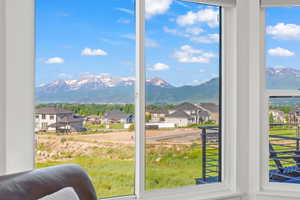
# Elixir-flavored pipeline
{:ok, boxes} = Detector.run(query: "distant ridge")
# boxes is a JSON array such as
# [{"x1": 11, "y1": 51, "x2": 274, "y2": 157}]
[
  {"x1": 36, "y1": 67, "x2": 300, "y2": 104},
  {"x1": 36, "y1": 74, "x2": 219, "y2": 104}
]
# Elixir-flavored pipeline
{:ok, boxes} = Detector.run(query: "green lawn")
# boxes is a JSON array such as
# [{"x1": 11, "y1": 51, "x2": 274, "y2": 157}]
[
  {"x1": 36, "y1": 144, "x2": 207, "y2": 199},
  {"x1": 84, "y1": 124, "x2": 105, "y2": 129}
]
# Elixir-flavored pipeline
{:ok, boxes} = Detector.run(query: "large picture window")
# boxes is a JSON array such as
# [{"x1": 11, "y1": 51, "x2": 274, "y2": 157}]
[
  {"x1": 35, "y1": 0, "x2": 135, "y2": 198},
  {"x1": 34, "y1": 0, "x2": 230, "y2": 199},
  {"x1": 145, "y1": 1, "x2": 222, "y2": 191}
]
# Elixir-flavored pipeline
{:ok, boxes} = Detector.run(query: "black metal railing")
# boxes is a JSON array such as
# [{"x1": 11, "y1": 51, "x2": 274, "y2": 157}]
[
  {"x1": 269, "y1": 124, "x2": 300, "y2": 183},
  {"x1": 196, "y1": 126, "x2": 221, "y2": 184}
]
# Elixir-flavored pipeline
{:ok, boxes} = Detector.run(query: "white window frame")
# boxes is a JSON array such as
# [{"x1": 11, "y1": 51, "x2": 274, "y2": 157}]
[
  {"x1": 256, "y1": 1, "x2": 300, "y2": 199},
  {"x1": 0, "y1": 0, "x2": 243, "y2": 200},
  {"x1": 136, "y1": 0, "x2": 238, "y2": 200}
]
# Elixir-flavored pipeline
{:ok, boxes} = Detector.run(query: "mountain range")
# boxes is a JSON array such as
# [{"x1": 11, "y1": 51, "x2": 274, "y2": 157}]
[
  {"x1": 36, "y1": 67, "x2": 300, "y2": 104},
  {"x1": 266, "y1": 67, "x2": 300, "y2": 90}
]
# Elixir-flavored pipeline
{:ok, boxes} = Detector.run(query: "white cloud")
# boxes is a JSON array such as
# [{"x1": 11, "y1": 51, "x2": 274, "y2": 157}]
[
  {"x1": 267, "y1": 23, "x2": 300, "y2": 40},
  {"x1": 185, "y1": 27, "x2": 204, "y2": 35},
  {"x1": 148, "y1": 63, "x2": 170, "y2": 71},
  {"x1": 174, "y1": 45, "x2": 215, "y2": 63},
  {"x1": 45, "y1": 57, "x2": 64, "y2": 64},
  {"x1": 146, "y1": 38, "x2": 159, "y2": 48},
  {"x1": 174, "y1": 0, "x2": 191, "y2": 8},
  {"x1": 176, "y1": 8, "x2": 219, "y2": 28},
  {"x1": 81, "y1": 48, "x2": 108, "y2": 56},
  {"x1": 163, "y1": 26, "x2": 188, "y2": 37},
  {"x1": 268, "y1": 47, "x2": 295, "y2": 56},
  {"x1": 145, "y1": 0, "x2": 173, "y2": 19},
  {"x1": 116, "y1": 8, "x2": 134, "y2": 15},
  {"x1": 117, "y1": 18, "x2": 131, "y2": 24},
  {"x1": 191, "y1": 34, "x2": 219, "y2": 43}
]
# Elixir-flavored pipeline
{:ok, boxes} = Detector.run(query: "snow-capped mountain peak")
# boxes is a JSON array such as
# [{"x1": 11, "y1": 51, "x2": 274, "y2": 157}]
[
  {"x1": 37, "y1": 74, "x2": 174, "y2": 92},
  {"x1": 146, "y1": 77, "x2": 174, "y2": 88}
]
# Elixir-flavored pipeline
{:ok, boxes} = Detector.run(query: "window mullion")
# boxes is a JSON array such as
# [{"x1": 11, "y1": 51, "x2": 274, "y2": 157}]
[{"x1": 135, "y1": 0, "x2": 146, "y2": 198}]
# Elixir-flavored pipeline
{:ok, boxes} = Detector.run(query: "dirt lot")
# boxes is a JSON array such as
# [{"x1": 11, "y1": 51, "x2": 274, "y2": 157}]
[{"x1": 35, "y1": 128, "x2": 204, "y2": 162}]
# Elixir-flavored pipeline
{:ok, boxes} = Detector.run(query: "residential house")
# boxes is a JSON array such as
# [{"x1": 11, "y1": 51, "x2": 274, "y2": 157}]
[
  {"x1": 148, "y1": 102, "x2": 211, "y2": 127},
  {"x1": 200, "y1": 103, "x2": 220, "y2": 124},
  {"x1": 103, "y1": 110, "x2": 134, "y2": 124},
  {"x1": 289, "y1": 107, "x2": 300, "y2": 124},
  {"x1": 35, "y1": 105, "x2": 85, "y2": 133},
  {"x1": 147, "y1": 109, "x2": 169, "y2": 123},
  {"x1": 169, "y1": 102, "x2": 210, "y2": 124},
  {"x1": 165, "y1": 110, "x2": 194, "y2": 127},
  {"x1": 85, "y1": 115, "x2": 102, "y2": 125},
  {"x1": 269, "y1": 110, "x2": 286, "y2": 124}
]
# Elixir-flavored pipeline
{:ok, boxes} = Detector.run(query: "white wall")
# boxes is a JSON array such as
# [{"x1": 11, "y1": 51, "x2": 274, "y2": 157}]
[
  {"x1": 0, "y1": 0, "x2": 35, "y2": 174},
  {"x1": 0, "y1": 0, "x2": 6, "y2": 174}
]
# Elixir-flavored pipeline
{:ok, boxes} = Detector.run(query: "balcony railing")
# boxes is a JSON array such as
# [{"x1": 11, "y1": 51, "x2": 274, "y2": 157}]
[
  {"x1": 269, "y1": 124, "x2": 300, "y2": 183},
  {"x1": 196, "y1": 126, "x2": 221, "y2": 184},
  {"x1": 197, "y1": 124, "x2": 300, "y2": 184}
]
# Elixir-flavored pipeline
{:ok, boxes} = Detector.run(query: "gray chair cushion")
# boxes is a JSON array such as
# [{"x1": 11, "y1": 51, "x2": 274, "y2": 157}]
[{"x1": 0, "y1": 164, "x2": 98, "y2": 200}]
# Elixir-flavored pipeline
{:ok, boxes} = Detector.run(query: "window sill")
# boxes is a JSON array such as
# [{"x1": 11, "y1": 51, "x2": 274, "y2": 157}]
[
  {"x1": 100, "y1": 185, "x2": 243, "y2": 200},
  {"x1": 257, "y1": 192, "x2": 300, "y2": 200},
  {"x1": 141, "y1": 184, "x2": 242, "y2": 200}
]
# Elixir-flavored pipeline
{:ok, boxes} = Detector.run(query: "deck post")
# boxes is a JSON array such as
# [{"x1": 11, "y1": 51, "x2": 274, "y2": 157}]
[{"x1": 202, "y1": 128, "x2": 207, "y2": 182}]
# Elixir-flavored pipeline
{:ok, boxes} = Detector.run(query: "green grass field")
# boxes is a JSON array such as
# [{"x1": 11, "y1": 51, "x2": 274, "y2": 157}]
[
  {"x1": 36, "y1": 144, "x2": 206, "y2": 199},
  {"x1": 35, "y1": 125, "x2": 295, "y2": 198}
]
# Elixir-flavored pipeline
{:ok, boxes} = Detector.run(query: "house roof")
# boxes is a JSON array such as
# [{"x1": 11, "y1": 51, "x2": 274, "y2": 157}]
[
  {"x1": 35, "y1": 105, "x2": 73, "y2": 115},
  {"x1": 166, "y1": 110, "x2": 191, "y2": 119},
  {"x1": 58, "y1": 116, "x2": 84, "y2": 123},
  {"x1": 105, "y1": 110, "x2": 130, "y2": 120},
  {"x1": 148, "y1": 109, "x2": 169, "y2": 115},
  {"x1": 200, "y1": 103, "x2": 219, "y2": 113},
  {"x1": 174, "y1": 102, "x2": 199, "y2": 111}
]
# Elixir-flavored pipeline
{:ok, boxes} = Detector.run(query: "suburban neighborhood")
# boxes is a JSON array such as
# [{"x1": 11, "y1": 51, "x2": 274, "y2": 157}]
[
  {"x1": 35, "y1": 102, "x2": 219, "y2": 133},
  {"x1": 269, "y1": 106, "x2": 300, "y2": 124}
]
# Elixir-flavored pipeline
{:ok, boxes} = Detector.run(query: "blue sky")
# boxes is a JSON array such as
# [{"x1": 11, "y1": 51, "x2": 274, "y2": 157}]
[
  {"x1": 266, "y1": 7, "x2": 300, "y2": 69},
  {"x1": 36, "y1": 0, "x2": 221, "y2": 86}
]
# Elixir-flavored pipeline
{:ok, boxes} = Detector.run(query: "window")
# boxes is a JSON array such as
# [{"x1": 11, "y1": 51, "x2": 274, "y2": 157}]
[
  {"x1": 145, "y1": 1, "x2": 222, "y2": 191},
  {"x1": 264, "y1": 5, "x2": 300, "y2": 186},
  {"x1": 42, "y1": 114, "x2": 46, "y2": 119},
  {"x1": 1, "y1": 0, "x2": 236, "y2": 199},
  {"x1": 35, "y1": 0, "x2": 135, "y2": 198}
]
